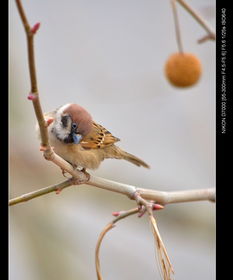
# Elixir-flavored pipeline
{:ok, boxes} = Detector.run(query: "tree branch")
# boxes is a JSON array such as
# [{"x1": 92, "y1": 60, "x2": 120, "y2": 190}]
[
  {"x1": 176, "y1": 0, "x2": 216, "y2": 43},
  {"x1": 95, "y1": 198, "x2": 175, "y2": 280},
  {"x1": 9, "y1": 173, "x2": 216, "y2": 206},
  {"x1": 95, "y1": 208, "x2": 139, "y2": 280},
  {"x1": 9, "y1": 179, "x2": 73, "y2": 206},
  {"x1": 137, "y1": 187, "x2": 216, "y2": 204},
  {"x1": 15, "y1": 0, "x2": 50, "y2": 148}
]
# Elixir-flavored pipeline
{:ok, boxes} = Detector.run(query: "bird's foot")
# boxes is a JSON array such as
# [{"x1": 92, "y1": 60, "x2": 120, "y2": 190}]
[
  {"x1": 60, "y1": 168, "x2": 71, "y2": 178},
  {"x1": 70, "y1": 168, "x2": 90, "y2": 185},
  {"x1": 81, "y1": 168, "x2": 91, "y2": 181}
]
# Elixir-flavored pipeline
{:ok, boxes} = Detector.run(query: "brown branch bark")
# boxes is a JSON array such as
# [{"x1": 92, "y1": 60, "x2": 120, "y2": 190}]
[
  {"x1": 15, "y1": 0, "x2": 90, "y2": 183},
  {"x1": 15, "y1": 0, "x2": 50, "y2": 148}
]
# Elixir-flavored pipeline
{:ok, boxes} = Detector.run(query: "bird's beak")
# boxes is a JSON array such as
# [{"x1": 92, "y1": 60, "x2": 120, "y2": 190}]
[{"x1": 72, "y1": 133, "x2": 82, "y2": 144}]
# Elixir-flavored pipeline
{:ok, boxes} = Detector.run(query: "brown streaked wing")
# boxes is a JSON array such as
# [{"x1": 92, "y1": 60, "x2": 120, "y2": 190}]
[{"x1": 80, "y1": 122, "x2": 120, "y2": 149}]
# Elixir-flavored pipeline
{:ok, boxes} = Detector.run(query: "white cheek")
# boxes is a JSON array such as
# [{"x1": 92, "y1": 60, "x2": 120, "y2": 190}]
[{"x1": 53, "y1": 119, "x2": 71, "y2": 140}]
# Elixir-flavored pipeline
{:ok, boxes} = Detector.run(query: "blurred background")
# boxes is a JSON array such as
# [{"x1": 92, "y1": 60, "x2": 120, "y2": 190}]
[{"x1": 9, "y1": 0, "x2": 216, "y2": 279}]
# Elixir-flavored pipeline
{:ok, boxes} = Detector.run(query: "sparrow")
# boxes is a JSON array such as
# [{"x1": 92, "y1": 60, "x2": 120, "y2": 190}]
[{"x1": 39, "y1": 103, "x2": 150, "y2": 171}]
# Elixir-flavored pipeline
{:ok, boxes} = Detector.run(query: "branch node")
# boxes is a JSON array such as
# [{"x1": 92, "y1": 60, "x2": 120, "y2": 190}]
[
  {"x1": 138, "y1": 206, "x2": 147, "y2": 217},
  {"x1": 152, "y1": 203, "x2": 164, "y2": 211},
  {"x1": 131, "y1": 190, "x2": 140, "y2": 201},
  {"x1": 43, "y1": 148, "x2": 55, "y2": 160},
  {"x1": 31, "y1": 22, "x2": 40, "y2": 34},
  {"x1": 112, "y1": 211, "x2": 121, "y2": 217},
  {"x1": 27, "y1": 92, "x2": 38, "y2": 100},
  {"x1": 71, "y1": 171, "x2": 90, "y2": 185},
  {"x1": 198, "y1": 33, "x2": 216, "y2": 44},
  {"x1": 55, "y1": 188, "x2": 63, "y2": 195}
]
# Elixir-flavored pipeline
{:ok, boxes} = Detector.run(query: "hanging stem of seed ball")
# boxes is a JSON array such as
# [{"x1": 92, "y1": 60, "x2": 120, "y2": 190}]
[{"x1": 171, "y1": 0, "x2": 184, "y2": 54}]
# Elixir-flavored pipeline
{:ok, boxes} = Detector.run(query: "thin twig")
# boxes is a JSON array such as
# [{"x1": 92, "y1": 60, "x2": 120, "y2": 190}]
[
  {"x1": 134, "y1": 194, "x2": 174, "y2": 280},
  {"x1": 95, "y1": 208, "x2": 139, "y2": 280},
  {"x1": 198, "y1": 34, "x2": 215, "y2": 44},
  {"x1": 15, "y1": 0, "x2": 50, "y2": 148},
  {"x1": 171, "y1": 0, "x2": 184, "y2": 53},
  {"x1": 176, "y1": 0, "x2": 216, "y2": 43},
  {"x1": 148, "y1": 213, "x2": 174, "y2": 280},
  {"x1": 95, "y1": 223, "x2": 114, "y2": 280},
  {"x1": 9, "y1": 179, "x2": 73, "y2": 206}
]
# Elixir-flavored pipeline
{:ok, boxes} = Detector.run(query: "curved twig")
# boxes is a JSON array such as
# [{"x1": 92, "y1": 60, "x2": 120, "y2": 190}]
[{"x1": 95, "y1": 208, "x2": 139, "y2": 280}]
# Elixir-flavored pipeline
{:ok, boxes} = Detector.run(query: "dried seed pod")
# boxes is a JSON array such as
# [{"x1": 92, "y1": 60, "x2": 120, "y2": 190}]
[{"x1": 165, "y1": 53, "x2": 202, "y2": 87}]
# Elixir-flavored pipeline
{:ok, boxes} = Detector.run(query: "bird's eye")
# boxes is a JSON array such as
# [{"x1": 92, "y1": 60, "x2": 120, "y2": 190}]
[
  {"x1": 61, "y1": 115, "x2": 68, "y2": 127},
  {"x1": 72, "y1": 123, "x2": 77, "y2": 129}
]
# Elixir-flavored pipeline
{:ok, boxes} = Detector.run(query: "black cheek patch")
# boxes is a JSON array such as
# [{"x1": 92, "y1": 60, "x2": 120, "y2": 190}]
[
  {"x1": 64, "y1": 134, "x2": 74, "y2": 143},
  {"x1": 61, "y1": 115, "x2": 69, "y2": 128}
]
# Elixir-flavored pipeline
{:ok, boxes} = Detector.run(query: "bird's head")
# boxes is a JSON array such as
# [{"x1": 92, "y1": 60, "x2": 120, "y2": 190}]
[{"x1": 52, "y1": 103, "x2": 93, "y2": 144}]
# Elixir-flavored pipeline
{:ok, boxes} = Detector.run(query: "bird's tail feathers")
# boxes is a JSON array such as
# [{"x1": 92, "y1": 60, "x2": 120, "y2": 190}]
[
  {"x1": 121, "y1": 150, "x2": 150, "y2": 168},
  {"x1": 109, "y1": 146, "x2": 150, "y2": 168}
]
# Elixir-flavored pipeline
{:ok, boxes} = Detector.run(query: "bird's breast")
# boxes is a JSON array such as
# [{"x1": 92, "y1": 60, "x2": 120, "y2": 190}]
[{"x1": 49, "y1": 132, "x2": 103, "y2": 169}]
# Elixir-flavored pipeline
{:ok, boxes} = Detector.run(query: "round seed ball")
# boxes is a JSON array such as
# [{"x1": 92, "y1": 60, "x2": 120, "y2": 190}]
[{"x1": 165, "y1": 53, "x2": 202, "y2": 87}]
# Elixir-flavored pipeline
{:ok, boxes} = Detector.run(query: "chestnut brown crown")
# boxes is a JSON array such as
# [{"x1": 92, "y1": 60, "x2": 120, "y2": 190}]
[{"x1": 63, "y1": 103, "x2": 93, "y2": 136}]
